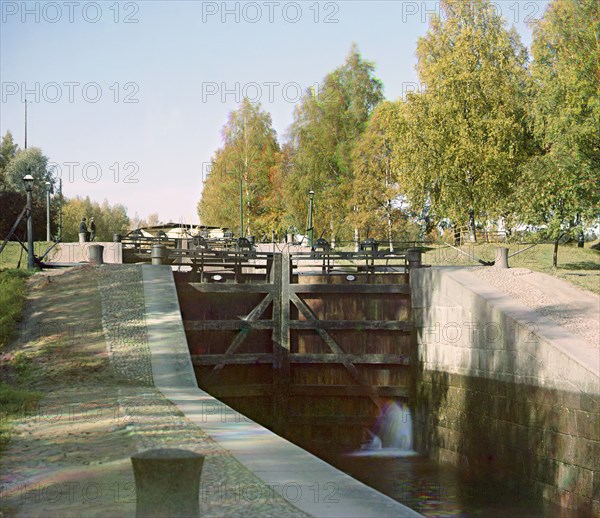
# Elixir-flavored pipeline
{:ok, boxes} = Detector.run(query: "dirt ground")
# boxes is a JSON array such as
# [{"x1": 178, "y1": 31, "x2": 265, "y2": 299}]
[
  {"x1": 0, "y1": 266, "x2": 306, "y2": 518},
  {"x1": 0, "y1": 266, "x2": 138, "y2": 517}
]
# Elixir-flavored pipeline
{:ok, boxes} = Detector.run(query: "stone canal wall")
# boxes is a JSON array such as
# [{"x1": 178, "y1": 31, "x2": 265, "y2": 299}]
[{"x1": 410, "y1": 267, "x2": 599, "y2": 515}]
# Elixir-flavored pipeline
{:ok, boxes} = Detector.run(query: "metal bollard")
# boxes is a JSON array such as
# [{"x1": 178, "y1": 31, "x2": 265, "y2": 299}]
[
  {"x1": 88, "y1": 244, "x2": 104, "y2": 265},
  {"x1": 131, "y1": 448, "x2": 204, "y2": 518},
  {"x1": 494, "y1": 246, "x2": 509, "y2": 268},
  {"x1": 151, "y1": 244, "x2": 167, "y2": 265}
]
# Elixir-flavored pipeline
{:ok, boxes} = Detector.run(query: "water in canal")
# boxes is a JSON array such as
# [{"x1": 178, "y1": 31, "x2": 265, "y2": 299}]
[{"x1": 319, "y1": 402, "x2": 548, "y2": 517}]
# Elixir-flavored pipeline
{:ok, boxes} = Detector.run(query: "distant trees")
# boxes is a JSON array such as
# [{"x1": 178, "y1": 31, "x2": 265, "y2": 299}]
[
  {"x1": 351, "y1": 101, "x2": 404, "y2": 249},
  {"x1": 198, "y1": 99, "x2": 281, "y2": 238},
  {"x1": 194, "y1": 0, "x2": 598, "y2": 265},
  {"x1": 397, "y1": 0, "x2": 533, "y2": 242},
  {"x1": 520, "y1": 0, "x2": 600, "y2": 266},
  {"x1": 61, "y1": 196, "x2": 130, "y2": 242},
  {"x1": 0, "y1": 131, "x2": 19, "y2": 192},
  {"x1": 0, "y1": 133, "x2": 58, "y2": 241},
  {"x1": 285, "y1": 44, "x2": 384, "y2": 243},
  {"x1": 2, "y1": 145, "x2": 55, "y2": 201},
  {"x1": 0, "y1": 131, "x2": 131, "y2": 244}
]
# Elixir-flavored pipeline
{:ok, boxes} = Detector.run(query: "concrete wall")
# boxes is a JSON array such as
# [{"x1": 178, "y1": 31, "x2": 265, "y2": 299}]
[
  {"x1": 46, "y1": 242, "x2": 122, "y2": 264},
  {"x1": 410, "y1": 267, "x2": 599, "y2": 515}
]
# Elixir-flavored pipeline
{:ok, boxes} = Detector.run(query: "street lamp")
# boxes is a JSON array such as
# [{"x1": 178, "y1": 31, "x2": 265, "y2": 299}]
[
  {"x1": 308, "y1": 190, "x2": 315, "y2": 248},
  {"x1": 23, "y1": 174, "x2": 35, "y2": 269},
  {"x1": 45, "y1": 181, "x2": 51, "y2": 241}
]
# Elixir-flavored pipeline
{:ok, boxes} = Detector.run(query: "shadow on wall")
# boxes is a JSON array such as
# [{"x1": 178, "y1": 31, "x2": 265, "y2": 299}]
[{"x1": 412, "y1": 268, "x2": 600, "y2": 516}]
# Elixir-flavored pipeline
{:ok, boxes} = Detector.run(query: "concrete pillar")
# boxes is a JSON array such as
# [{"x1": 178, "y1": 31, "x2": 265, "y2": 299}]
[
  {"x1": 494, "y1": 246, "x2": 509, "y2": 268},
  {"x1": 88, "y1": 244, "x2": 104, "y2": 265},
  {"x1": 131, "y1": 448, "x2": 204, "y2": 518}
]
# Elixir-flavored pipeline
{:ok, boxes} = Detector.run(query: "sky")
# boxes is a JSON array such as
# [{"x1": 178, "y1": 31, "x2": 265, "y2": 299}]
[{"x1": 1, "y1": 0, "x2": 549, "y2": 225}]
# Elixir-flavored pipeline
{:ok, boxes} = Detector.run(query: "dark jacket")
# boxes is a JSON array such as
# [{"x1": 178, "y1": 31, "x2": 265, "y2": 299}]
[{"x1": 79, "y1": 221, "x2": 87, "y2": 233}]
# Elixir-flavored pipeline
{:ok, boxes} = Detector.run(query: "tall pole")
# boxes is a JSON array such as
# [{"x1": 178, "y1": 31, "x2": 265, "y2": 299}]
[
  {"x1": 58, "y1": 178, "x2": 63, "y2": 240},
  {"x1": 24, "y1": 100, "x2": 28, "y2": 149},
  {"x1": 308, "y1": 190, "x2": 314, "y2": 248},
  {"x1": 24, "y1": 174, "x2": 34, "y2": 269},
  {"x1": 239, "y1": 173, "x2": 243, "y2": 238},
  {"x1": 46, "y1": 181, "x2": 51, "y2": 241}
]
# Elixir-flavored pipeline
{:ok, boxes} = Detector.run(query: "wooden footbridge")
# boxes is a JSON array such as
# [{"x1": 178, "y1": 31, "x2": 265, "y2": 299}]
[{"x1": 171, "y1": 245, "x2": 420, "y2": 454}]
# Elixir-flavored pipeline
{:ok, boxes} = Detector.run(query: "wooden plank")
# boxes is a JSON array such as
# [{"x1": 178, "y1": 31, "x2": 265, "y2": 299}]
[
  {"x1": 289, "y1": 353, "x2": 410, "y2": 365},
  {"x1": 184, "y1": 320, "x2": 276, "y2": 331},
  {"x1": 287, "y1": 416, "x2": 377, "y2": 425},
  {"x1": 192, "y1": 353, "x2": 273, "y2": 365},
  {"x1": 203, "y1": 384, "x2": 274, "y2": 398},
  {"x1": 291, "y1": 284, "x2": 409, "y2": 294},
  {"x1": 273, "y1": 252, "x2": 291, "y2": 434},
  {"x1": 289, "y1": 384, "x2": 410, "y2": 398},
  {"x1": 289, "y1": 292, "x2": 383, "y2": 411},
  {"x1": 186, "y1": 283, "x2": 275, "y2": 293},
  {"x1": 288, "y1": 320, "x2": 411, "y2": 331}
]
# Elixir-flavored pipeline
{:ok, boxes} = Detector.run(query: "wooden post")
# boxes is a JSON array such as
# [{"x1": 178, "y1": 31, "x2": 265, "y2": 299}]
[{"x1": 273, "y1": 252, "x2": 290, "y2": 436}]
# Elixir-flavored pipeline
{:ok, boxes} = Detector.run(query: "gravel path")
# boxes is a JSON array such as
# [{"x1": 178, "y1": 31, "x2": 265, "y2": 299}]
[
  {"x1": 97, "y1": 265, "x2": 153, "y2": 386},
  {"x1": 0, "y1": 265, "x2": 308, "y2": 518},
  {"x1": 469, "y1": 267, "x2": 600, "y2": 348}
]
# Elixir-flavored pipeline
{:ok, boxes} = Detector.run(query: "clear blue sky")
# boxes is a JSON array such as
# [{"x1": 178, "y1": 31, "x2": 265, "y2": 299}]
[{"x1": 1, "y1": 0, "x2": 548, "y2": 224}]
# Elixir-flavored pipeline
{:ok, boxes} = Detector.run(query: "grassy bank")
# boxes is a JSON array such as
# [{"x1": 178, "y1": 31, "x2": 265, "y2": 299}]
[
  {"x1": 0, "y1": 269, "x2": 30, "y2": 349},
  {"x1": 0, "y1": 268, "x2": 42, "y2": 452},
  {"x1": 0, "y1": 241, "x2": 54, "y2": 270}
]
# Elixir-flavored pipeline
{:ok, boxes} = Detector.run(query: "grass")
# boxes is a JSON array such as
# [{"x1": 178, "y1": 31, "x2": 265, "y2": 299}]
[
  {"x1": 0, "y1": 382, "x2": 42, "y2": 451},
  {"x1": 0, "y1": 268, "x2": 31, "y2": 350},
  {"x1": 0, "y1": 241, "x2": 54, "y2": 270},
  {"x1": 0, "y1": 267, "x2": 41, "y2": 453},
  {"x1": 423, "y1": 242, "x2": 600, "y2": 295}
]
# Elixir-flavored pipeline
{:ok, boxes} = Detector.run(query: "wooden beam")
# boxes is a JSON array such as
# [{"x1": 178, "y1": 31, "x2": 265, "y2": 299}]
[
  {"x1": 202, "y1": 384, "x2": 274, "y2": 398},
  {"x1": 184, "y1": 320, "x2": 276, "y2": 331},
  {"x1": 291, "y1": 284, "x2": 409, "y2": 294},
  {"x1": 273, "y1": 252, "x2": 291, "y2": 434},
  {"x1": 288, "y1": 320, "x2": 411, "y2": 331},
  {"x1": 286, "y1": 416, "x2": 377, "y2": 426},
  {"x1": 192, "y1": 353, "x2": 273, "y2": 365},
  {"x1": 186, "y1": 283, "x2": 276, "y2": 293},
  {"x1": 289, "y1": 353, "x2": 410, "y2": 365},
  {"x1": 289, "y1": 384, "x2": 410, "y2": 398}
]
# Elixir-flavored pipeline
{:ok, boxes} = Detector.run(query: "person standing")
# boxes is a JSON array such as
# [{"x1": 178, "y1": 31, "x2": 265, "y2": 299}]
[
  {"x1": 79, "y1": 217, "x2": 87, "y2": 245},
  {"x1": 89, "y1": 217, "x2": 96, "y2": 242}
]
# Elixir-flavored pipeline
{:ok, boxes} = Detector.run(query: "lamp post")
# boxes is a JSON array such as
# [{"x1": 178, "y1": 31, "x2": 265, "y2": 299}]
[
  {"x1": 239, "y1": 173, "x2": 243, "y2": 238},
  {"x1": 23, "y1": 174, "x2": 35, "y2": 269},
  {"x1": 308, "y1": 190, "x2": 315, "y2": 248},
  {"x1": 58, "y1": 177, "x2": 63, "y2": 241},
  {"x1": 45, "y1": 181, "x2": 51, "y2": 241}
]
